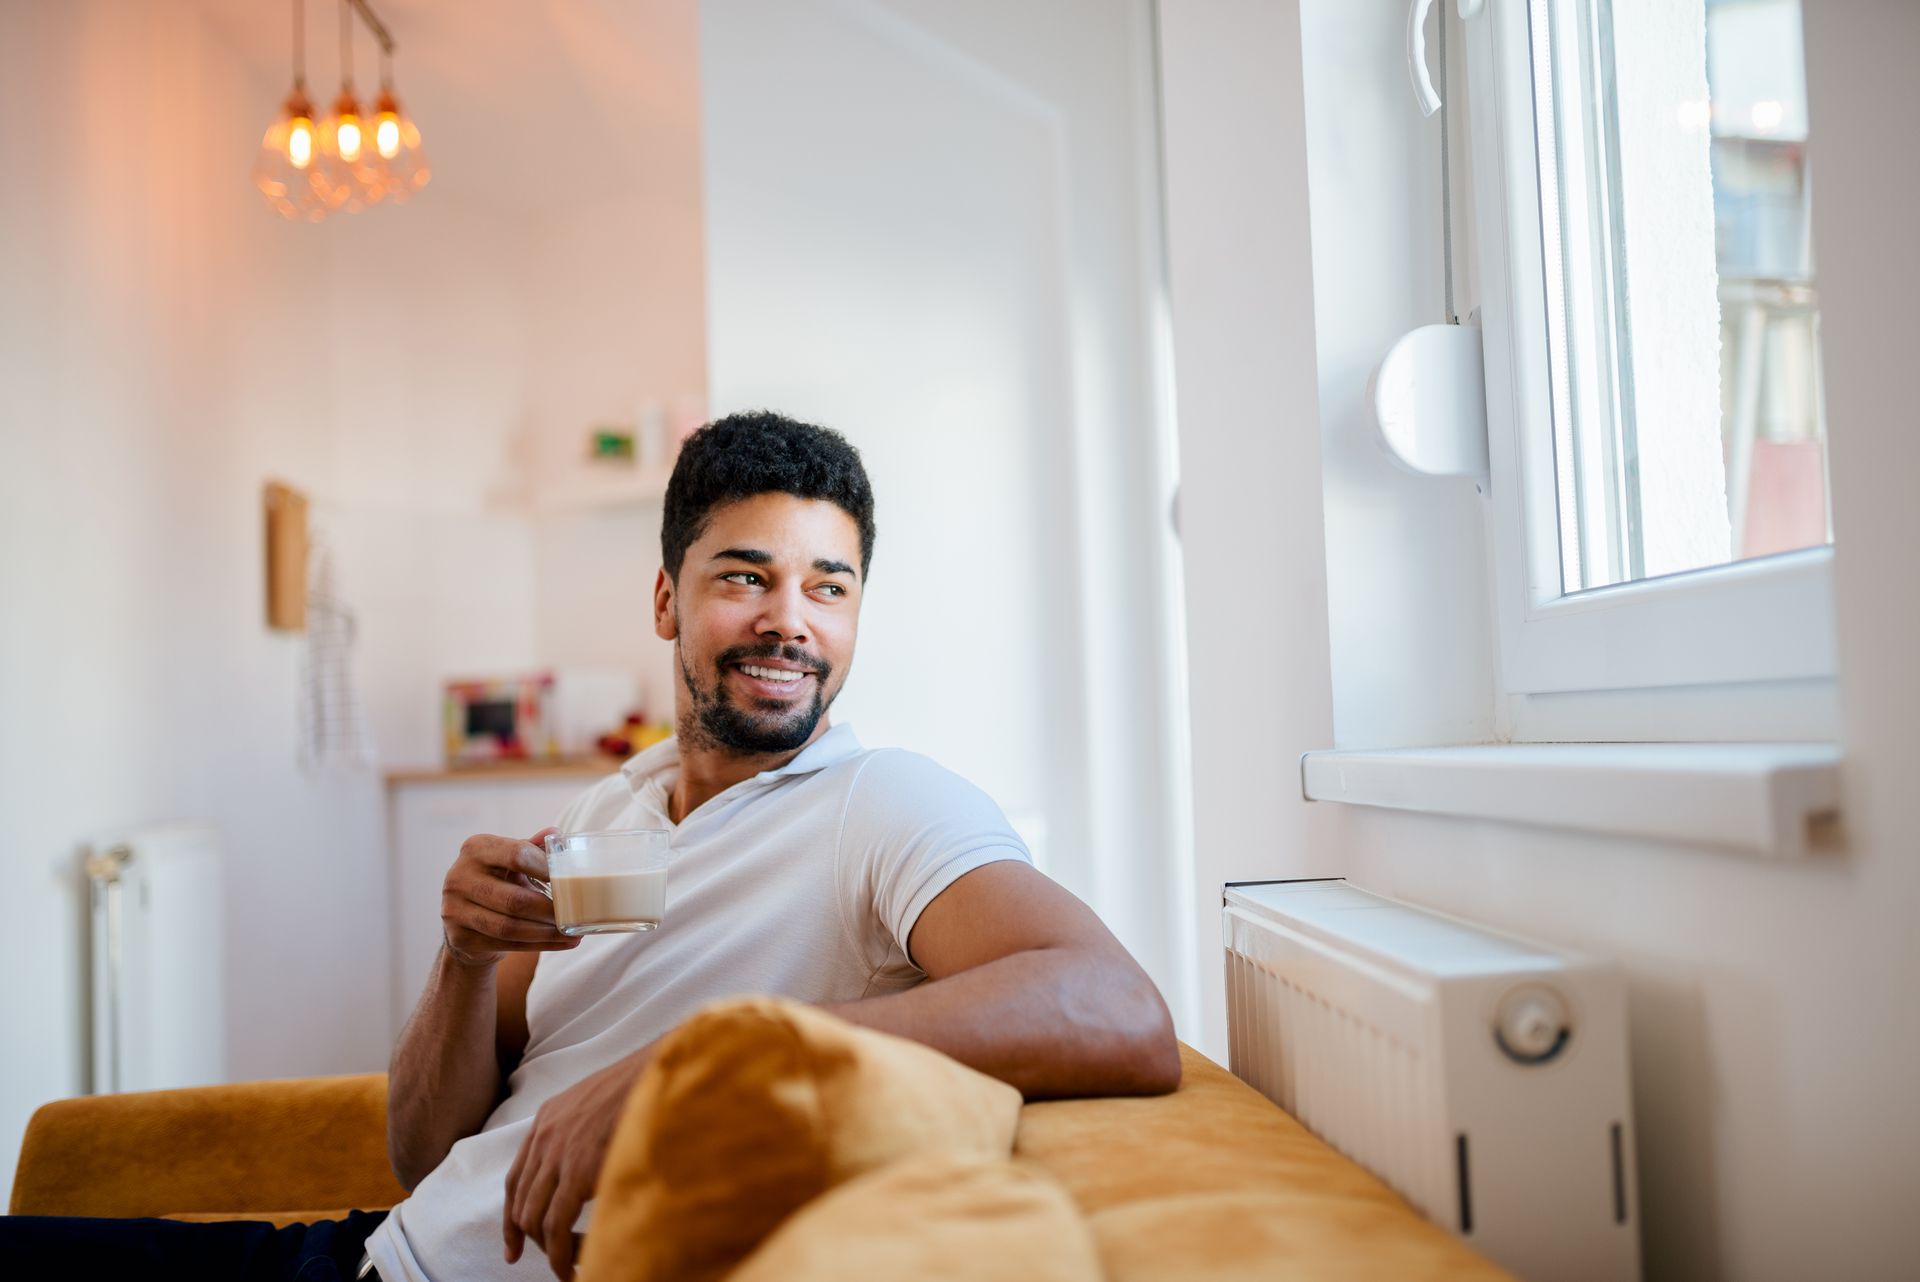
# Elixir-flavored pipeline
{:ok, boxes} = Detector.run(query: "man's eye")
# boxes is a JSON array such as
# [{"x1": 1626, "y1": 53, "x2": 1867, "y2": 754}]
[
  {"x1": 816, "y1": 584, "x2": 846, "y2": 598},
  {"x1": 721, "y1": 572, "x2": 761, "y2": 586}
]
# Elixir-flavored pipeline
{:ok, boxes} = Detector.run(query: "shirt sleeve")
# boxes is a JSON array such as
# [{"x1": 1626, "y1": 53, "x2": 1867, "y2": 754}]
[{"x1": 837, "y1": 749, "x2": 1033, "y2": 976}]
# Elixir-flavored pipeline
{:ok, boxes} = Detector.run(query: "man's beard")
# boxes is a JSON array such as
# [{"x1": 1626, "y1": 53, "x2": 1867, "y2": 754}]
[{"x1": 679, "y1": 640, "x2": 836, "y2": 755}]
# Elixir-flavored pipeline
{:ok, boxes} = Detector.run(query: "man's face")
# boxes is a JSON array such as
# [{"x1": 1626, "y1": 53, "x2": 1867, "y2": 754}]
[{"x1": 654, "y1": 492, "x2": 863, "y2": 756}]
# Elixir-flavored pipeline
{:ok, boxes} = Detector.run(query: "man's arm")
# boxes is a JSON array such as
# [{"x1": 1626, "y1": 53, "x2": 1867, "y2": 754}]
[
  {"x1": 825, "y1": 860, "x2": 1182, "y2": 1097},
  {"x1": 500, "y1": 859, "x2": 1176, "y2": 1279},
  {"x1": 387, "y1": 831, "x2": 576, "y2": 1190}
]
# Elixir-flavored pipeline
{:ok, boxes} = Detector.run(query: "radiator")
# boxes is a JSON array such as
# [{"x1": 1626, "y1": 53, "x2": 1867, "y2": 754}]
[
  {"x1": 1223, "y1": 879, "x2": 1638, "y2": 1282},
  {"x1": 86, "y1": 823, "x2": 226, "y2": 1094}
]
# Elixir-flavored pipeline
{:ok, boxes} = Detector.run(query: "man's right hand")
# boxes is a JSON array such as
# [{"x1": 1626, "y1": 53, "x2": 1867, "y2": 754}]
[{"x1": 441, "y1": 828, "x2": 581, "y2": 969}]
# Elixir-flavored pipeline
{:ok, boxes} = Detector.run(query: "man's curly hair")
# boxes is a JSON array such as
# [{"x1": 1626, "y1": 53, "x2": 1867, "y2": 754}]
[{"x1": 660, "y1": 410, "x2": 877, "y2": 581}]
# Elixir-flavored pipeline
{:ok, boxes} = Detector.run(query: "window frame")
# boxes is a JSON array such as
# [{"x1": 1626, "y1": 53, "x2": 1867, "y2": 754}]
[{"x1": 1463, "y1": 0, "x2": 1836, "y2": 732}]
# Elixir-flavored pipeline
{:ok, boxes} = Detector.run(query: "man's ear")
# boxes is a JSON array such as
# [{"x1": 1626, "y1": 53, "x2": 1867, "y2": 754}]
[{"x1": 653, "y1": 567, "x2": 677, "y2": 641}]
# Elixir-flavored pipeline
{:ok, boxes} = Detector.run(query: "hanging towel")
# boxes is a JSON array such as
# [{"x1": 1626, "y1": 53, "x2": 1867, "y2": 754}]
[{"x1": 299, "y1": 538, "x2": 376, "y2": 769}]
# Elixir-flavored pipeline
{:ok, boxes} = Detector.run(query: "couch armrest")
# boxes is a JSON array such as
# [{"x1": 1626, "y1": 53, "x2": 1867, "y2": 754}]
[{"x1": 9, "y1": 1074, "x2": 409, "y2": 1220}]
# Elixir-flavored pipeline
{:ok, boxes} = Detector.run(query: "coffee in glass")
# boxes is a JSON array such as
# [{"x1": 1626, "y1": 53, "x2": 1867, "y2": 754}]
[{"x1": 536, "y1": 828, "x2": 672, "y2": 935}]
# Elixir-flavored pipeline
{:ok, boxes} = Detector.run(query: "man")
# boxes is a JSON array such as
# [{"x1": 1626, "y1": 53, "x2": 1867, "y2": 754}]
[
  {"x1": 377, "y1": 410, "x2": 1178, "y2": 1281},
  {"x1": 0, "y1": 411, "x2": 1178, "y2": 1281}
]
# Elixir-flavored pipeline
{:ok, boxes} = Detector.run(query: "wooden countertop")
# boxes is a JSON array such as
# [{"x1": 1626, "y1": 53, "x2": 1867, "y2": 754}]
[{"x1": 384, "y1": 757, "x2": 626, "y2": 786}]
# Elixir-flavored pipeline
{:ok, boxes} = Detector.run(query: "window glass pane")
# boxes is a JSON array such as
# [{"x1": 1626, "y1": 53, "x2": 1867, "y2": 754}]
[{"x1": 1529, "y1": 0, "x2": 1829, "y2": 593}]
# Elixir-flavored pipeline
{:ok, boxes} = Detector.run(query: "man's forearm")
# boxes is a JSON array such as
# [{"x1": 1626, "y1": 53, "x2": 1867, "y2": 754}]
[
  {"x1": 823, "y1": 945, "x2": 1180, "y2": 1098},
  {"x1": 387, "y1": 945, "x2": 506, "y2": 1189}
]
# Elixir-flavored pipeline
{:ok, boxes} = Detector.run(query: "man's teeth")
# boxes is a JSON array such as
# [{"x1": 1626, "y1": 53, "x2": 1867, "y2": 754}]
[{"x1": 740, "y1": 664, "x2": 806, "y2": 683}]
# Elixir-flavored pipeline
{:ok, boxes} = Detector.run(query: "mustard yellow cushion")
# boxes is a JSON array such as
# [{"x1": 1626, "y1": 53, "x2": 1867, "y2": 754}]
[
  {"x1": 1088, "y1": 1192, "x2": 1509, "y2": 1282},
  {"x1": 578, "y1": 996, "x2": 1023, "y2": 1282},
  {"x1": 9, "y1": 1074, "x2": 405, "y2": 1220},
  {"x1": 1016, "y1": 1047, "x2": 1514, "y2": 1281},
  {"x1": 727, "y1": 1155, "x2": 1103, "y2": 1282}
]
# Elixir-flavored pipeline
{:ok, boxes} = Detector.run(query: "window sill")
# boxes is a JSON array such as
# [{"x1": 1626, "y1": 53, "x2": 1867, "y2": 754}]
[{"x1": 1300, "y1": 742, "x2": 1841, "y2": 858}]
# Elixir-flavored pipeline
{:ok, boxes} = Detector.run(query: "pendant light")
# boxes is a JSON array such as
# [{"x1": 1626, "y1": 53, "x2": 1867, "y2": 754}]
[
  {"x1": 338, "y1": 0, "x2": 428, "y2": 206},
  {"x1": 369, "y1": 42, "x2": 430, "y2": 204},
  {"x1": 316, "y1": 0, "x2": 374, "y2": 211},
  {"x1": 253, "y1": 0, "x2": 331, "y2": 222},
  {"x1": 253, "y1": 0, "x2": 427, "y2": 220}
]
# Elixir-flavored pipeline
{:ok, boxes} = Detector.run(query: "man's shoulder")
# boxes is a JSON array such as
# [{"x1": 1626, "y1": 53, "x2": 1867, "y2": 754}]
[
  {"x1": 828, "y1": 747, "x2": 1016, "y2": 840},
  {"x1": 827, "y1": 745, "x2": 979, "y2": 796}
]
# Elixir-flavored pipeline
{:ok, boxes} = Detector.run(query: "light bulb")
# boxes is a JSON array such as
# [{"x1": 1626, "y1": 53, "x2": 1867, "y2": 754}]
[
  {"x1": 289, "y1": 117, "x2": 315, "y2": 168},
  {"x1": 316, "y1": 87, "x2": 378, "y2": 211},
  {"x1": 337, "y1": 114, "x2": 363, "y2": 163},
  {"x1": 376, "y1": 114, "x2": 401, "y2": 159}
]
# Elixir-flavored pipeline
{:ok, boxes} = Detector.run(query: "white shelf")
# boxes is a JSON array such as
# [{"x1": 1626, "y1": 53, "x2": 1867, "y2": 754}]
[
  {"x1": 1300, "y1": 742, "x2": 1842, "y2": 858},
  {"x1": 530, "y1": 463, "x2": 672, "y2": 514}
]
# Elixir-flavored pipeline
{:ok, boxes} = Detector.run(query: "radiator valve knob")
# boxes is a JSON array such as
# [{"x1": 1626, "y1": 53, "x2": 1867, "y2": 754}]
[{"x1": 1494, "y1": 986, "x2": 1571, "y2": 1064}]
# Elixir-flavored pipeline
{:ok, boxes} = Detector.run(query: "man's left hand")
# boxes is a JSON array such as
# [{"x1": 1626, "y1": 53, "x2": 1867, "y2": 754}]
[{"x1": 503, "y1": 1046, "x2": 653, "y2": 1280}]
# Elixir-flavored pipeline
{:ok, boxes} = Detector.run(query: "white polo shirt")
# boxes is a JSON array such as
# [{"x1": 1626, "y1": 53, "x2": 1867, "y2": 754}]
[{"x1": 365, "y1": 724, "x2": 1032, "y2": 1282}]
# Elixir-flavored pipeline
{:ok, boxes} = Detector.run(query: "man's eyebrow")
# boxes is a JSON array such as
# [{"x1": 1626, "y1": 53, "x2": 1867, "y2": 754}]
[
  {"x1": 813, "y1": 558, "x2": 856, "y2": 577},
  {"x1": 709, "y1": 548, "x2": 773, "y2": 566}
]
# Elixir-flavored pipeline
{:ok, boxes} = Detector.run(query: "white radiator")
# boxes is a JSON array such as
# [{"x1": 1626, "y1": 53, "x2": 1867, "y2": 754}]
[
  {"x1": 1223, "y1": 879, "x2": 1638, "y2": 1282},
  {"x1": 87, "y1": 823, "x2": 226, "y2": 1094}
]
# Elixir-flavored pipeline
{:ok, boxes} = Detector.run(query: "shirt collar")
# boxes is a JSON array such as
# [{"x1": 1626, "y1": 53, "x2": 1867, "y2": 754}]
[
  {"x1": 621, "y1": 722, "x2": 863, "y2": 792},
  {"x1": 762, "y1": 722, "x2": 864, "y2": 777}
]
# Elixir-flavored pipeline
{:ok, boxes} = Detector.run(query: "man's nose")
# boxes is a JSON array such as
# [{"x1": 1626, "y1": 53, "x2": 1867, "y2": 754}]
[{"x1": 755, "y1": 584, "x2": 810, "y2": 644}]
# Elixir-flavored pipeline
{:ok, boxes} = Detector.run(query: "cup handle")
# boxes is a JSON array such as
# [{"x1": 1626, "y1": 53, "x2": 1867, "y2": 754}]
[{"x1": 529, "y1": 831, "x2": 560, "y2": 900}]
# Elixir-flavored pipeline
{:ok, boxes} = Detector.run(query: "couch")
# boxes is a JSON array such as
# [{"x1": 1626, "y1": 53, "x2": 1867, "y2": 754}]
[{"x1": 10, "y1": 1002, "x2": 1510, "y2": 1281}]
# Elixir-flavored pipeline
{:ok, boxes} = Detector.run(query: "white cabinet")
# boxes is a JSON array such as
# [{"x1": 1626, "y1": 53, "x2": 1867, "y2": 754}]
[{"x1": 386, "y1": 769, "x2": 611, "y2": 1038}]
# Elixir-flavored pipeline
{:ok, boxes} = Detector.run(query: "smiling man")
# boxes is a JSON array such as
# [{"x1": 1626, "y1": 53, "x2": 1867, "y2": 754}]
[
  {"x1": 0, "y1": 412, "x2": 1178, "y2": 1282},
  {"x1": 365, "y1": 411, "x2": 1179, "y2": 1282}
]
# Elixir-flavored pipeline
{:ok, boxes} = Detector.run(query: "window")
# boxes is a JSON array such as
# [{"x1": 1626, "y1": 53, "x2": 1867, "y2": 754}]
[
  {"x1": 1530, "y1": 0, "x2": 1829, "y2": 591},
  {"x1": 1465, "y1": 0, "x2": 1835, "y2": 736}
]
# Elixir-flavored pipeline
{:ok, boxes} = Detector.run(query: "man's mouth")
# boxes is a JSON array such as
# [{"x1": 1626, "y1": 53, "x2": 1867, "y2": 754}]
[
  {"x1": 736, "y1": 663, "x2": 808, "y2": 686},
  {"x1": 727, "y1": 659, "x2": 821, "y2": 699}
]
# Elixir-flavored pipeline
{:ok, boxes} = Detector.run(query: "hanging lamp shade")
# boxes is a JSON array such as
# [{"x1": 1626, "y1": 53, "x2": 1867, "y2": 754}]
[
  {"x1": 316, "y1": 84, "x2": 375, "y2": 211},
  {"x1": 254, "y1": 0, "x2": 330, "y2": 221},
  {"x1": 368, "y1": 84, "x2": 429, "y2": 203},
  {"x1": 254, "y1": 84, "x2": 331, "y2": 222}
]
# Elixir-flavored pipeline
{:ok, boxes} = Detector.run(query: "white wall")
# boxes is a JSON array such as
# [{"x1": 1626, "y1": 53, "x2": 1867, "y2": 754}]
[
  {"x1": 519, "y1": 191, "x2": 710, "y2": 724},
  {"x1": 1163, "y1": 1, "x2": 1919, "y2": 1277},
  {"x1": 0, "y1": 0, "x2": 541, "y2": 1204},
  {"x1": 319, "y1": 204, "x2": 544, "y2": 768},
  {"x1": 1156, "y1": 0, "x2": 1348, "y2": 1070},
  {"x1": 1296, "y1": 1, "x2": 1495, "y2": 749},
  {"x1": 699, "y1": 0, "x2": 1196, "y2": 1026}
]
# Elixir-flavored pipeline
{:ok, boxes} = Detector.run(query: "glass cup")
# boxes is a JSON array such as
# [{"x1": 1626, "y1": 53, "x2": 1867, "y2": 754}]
[{"x1": 535, "y1": 828, "x2": 672, "y2": 936}]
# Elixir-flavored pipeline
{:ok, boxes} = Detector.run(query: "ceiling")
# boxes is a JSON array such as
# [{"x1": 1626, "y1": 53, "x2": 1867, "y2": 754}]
[{"x1": 192, "y1": 0, "x2": 703, "y2": 217}]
